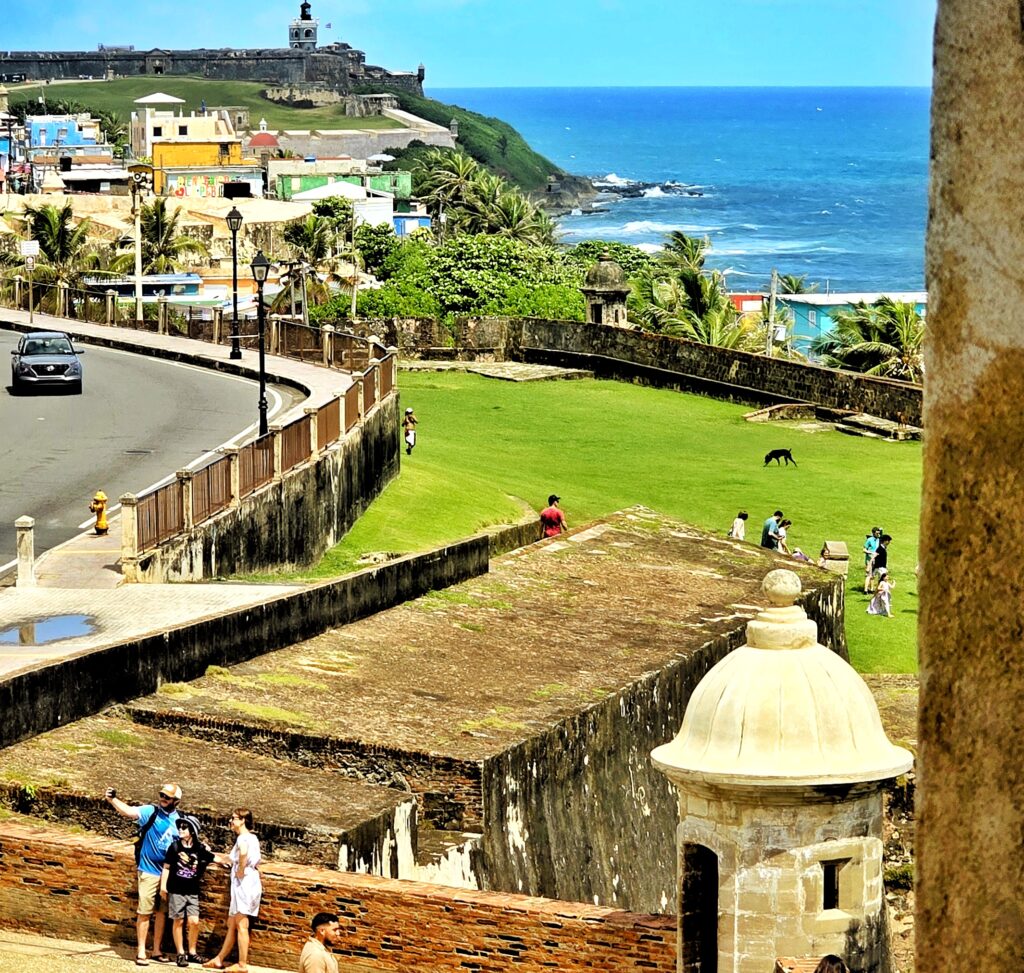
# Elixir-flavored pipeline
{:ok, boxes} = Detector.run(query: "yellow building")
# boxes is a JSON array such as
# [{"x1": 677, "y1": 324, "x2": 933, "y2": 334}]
[{"x1": 152, "y1": 141, "x2": 262, "y2": 198}]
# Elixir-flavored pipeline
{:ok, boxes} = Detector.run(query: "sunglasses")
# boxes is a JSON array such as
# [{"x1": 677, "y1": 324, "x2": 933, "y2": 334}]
[{"x1": 158, "y1": 793, "x2": 177, "y2": 801}]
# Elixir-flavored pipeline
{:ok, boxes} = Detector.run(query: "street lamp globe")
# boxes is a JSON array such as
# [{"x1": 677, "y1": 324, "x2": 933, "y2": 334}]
[
  {"x1": 251, "y1": 250, "x2": 271, "y2": 284},
  {"x1": 226, "y1": 206, "x2": 243, "y2": 234}
]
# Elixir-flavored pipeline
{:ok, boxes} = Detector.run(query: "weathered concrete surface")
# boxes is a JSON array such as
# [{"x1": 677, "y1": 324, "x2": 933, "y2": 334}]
[
  {"x1": 25, "y1": 509, "x2": 844, "y2": 913},
  {"x1": 0, "y1": 713, "x2": 412, "y2": 870},
  {"x1": 919, "y1": 3, "x2": 1024, "y2": 972}
]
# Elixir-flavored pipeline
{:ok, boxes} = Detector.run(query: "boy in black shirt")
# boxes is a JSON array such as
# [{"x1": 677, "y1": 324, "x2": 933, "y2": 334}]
[{"x1": 160, "y1": 814, "x2": 215, "y2": 967}]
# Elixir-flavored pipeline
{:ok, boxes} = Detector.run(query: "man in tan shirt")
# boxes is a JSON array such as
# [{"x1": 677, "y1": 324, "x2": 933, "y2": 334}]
[{"x1": 298, "y1": 913, "x2": 341, "y2": 973}]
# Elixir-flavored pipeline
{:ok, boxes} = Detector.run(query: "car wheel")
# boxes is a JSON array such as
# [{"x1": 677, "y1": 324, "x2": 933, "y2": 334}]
[{"x1": 10, "y1": 376, "x2": 21, "y2": 396}]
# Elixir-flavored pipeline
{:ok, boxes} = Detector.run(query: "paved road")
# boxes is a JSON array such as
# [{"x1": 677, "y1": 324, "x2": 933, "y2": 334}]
[{"x1": 0, "y1": 328, "x2": 297, "y2": 570}]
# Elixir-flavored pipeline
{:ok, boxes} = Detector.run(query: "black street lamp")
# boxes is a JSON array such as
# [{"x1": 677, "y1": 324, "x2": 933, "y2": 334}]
[
  {"x1": 226, "y1": 205, "x2": 243, "y2": 360},
  {"x1": 251, "y1": 249, "x2": 271, "y2": 437}
]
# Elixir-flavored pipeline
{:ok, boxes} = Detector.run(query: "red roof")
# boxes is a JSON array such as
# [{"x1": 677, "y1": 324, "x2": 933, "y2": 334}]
[{"x1": 248, "y1": 132, "x2": 280, "y2": 148}]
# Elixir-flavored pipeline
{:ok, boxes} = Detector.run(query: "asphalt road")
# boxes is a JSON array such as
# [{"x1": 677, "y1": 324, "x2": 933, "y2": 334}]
[{"x1": 0, "y1": 328, "x2": 299, "y2": 571}]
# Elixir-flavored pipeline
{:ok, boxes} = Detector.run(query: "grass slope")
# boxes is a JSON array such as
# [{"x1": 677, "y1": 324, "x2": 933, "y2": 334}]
[
  {"x1": 389, "y1": 91, "x2": 561, "y2": 191},
  {"x1": 7, "y1": 77, "x2": 404, "y2": 131},
  {"x1": 284, "y1": 372, "x2": 922, "y2": 674}
]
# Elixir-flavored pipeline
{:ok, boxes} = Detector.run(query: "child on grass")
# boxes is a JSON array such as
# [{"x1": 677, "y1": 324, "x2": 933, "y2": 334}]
[{"x1": 867, "y1": 568, "x2": 894, "y2": 617}]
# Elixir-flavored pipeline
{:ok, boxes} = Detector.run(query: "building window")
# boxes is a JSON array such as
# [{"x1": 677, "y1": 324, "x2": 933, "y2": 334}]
[
  {"x1": 822, "y1": 859, "x2": 849, "y2": 911},
  {"x1": 153, "y1": 126, "x2": 163, "y2": 137},
  {"x1": 304, "y1": 28, "x2": 313, "y2": 37},
  {"x1": 808, "y1": 309, "x2": 817, "y2": 329},
  {"x1": 178, "y1": 125, "x2": 188, "y2": 136}
]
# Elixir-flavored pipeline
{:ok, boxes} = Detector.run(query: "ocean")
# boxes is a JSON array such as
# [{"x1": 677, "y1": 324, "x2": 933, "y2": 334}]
[{"x1": 427, "y1": 87, "x2": 931, "y2": 293}]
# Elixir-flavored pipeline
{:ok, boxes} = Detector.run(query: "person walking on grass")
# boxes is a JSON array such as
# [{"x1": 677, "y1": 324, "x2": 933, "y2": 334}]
[
  {"x1": 204, "y1": 809, "x2": 262, "y2": 973},
  {"x1": 298, "y1": 913, "x2": 341, "y2": 973},
  {"x1": 402, "y1": 407, "x2": 418, "y2": 455},
  {"x1": 160, "y1": 814, "x2": 215, "y2": 968},
  {"x1": 540, "y1": 494, "x2": 568, "y2": 537},
  {"x1": 863, "y1": 526, "x2": 882, "y2": 592},
  {"x1": 105, "y1": 782, "x2": 182, "y2": 966},
  {"x1": 728, "y1": 510, "x2": 748, "y2": 540},
  {"x1": 760, "y1": 510, "x2": 783, "y2": 550}
]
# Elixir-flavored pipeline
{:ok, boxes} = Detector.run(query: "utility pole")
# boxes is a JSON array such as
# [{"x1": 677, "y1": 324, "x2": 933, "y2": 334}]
[
  {"x1": 130, "y1": 172, "x2": 145, "y2": 323},
  {"x1": 349, "y1": 205, "x2": 358, "y2": 319},
  {"x1": 766, "y1": 267, "x2": 778, "y2": 357}
]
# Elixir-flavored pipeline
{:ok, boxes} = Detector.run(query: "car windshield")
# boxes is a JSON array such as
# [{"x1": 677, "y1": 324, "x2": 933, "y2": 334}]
[{"x1": 23, "y1": 338, "x2": 73, "y2": 356}]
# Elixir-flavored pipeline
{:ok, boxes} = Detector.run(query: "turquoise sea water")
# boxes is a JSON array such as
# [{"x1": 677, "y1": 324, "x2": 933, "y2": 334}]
[{"x1": 428, "y1": 87, "x2": 931, "y2": 292}]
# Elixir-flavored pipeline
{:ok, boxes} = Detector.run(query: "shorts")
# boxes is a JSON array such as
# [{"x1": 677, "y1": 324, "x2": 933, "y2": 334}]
[
  {"x1": 405, "y1": 430, "x2": 416, "y2": 447},
  {"x1": 137, "y1": 872, "x2": 165, "y2": 915},
  {"x1": 167, "y1": 893, "x2": 199, "y2": 920}
]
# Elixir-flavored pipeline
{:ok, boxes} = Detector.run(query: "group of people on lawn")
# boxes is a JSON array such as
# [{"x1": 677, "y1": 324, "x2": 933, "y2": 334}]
[
  {"x1": 727, "y1": 510, "x2": 896, "y2": 618},
  {"x1": 105, "y1": 783, "x2": 335, "y2": 973}
]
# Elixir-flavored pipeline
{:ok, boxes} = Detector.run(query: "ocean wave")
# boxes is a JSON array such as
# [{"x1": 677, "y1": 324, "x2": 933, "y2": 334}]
[
  {"x1": 620, "y1": 220, "x2": 687, "y2": 234},
  {"x1": 594, "y1": 172, "x2": 636, "y2": 187},
  {"x1": 636, "y1": 243, "x2": 663, "y2": 254},
  {"x1": 713, "y1": 241, "x2": 849, "y2": 256},
  {"x1": 642, "y1": 187, "x2": 668, "y2": 198}
]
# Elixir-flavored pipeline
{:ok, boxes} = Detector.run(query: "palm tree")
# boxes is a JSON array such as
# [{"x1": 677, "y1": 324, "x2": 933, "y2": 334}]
[
  {"x1": 659, "y1": 230, "x2": 708, "y2": 272},
  {"x1": 778, "y1": 273, "x2": 818, "y2": 294},
  {"x1": 809, "y1": 298, "x2": 924, "y2": 382},
  {"x1": 111, "y1": 198, "x2": 208, "y2": 275},
  {"x1": 276, "y1": 214, "x2": 345, "y2": 321},
  {"x1": 18, "y1": 201, "x2": 102, "y2": 316},
  {"x1": 414, "y1": 149, "x2": 480, "y2": 219}
]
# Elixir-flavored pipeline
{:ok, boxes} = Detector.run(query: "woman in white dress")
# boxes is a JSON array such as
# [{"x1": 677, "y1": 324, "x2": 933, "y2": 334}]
[{"x1": 204, "y1": 809, "x2": 262, "y2": 972}]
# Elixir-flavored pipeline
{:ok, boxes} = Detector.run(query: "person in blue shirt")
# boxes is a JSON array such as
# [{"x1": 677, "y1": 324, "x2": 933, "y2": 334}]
[
  {"x1": 863, "y1": 526, "x2": 882, "y2": 592},
  {"x1": 760, "y1": 510, "x2": 783, "y2": 550},
  {"x1": 106, "y1": 781, "x2": 183, "y2": 965}
]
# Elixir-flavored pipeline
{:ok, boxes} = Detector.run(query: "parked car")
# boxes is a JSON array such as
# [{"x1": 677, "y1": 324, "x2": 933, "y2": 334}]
[{"x1": 9, "y1": 331, "x2": 85, "y2": 394}]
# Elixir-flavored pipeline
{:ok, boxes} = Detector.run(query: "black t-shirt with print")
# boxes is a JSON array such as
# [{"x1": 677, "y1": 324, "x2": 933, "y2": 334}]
[{"x1": 163, "y1": 837, "x2": 215, "y2": 894}]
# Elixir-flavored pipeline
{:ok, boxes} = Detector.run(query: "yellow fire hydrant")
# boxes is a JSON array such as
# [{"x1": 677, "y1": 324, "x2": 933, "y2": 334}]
[{"x1": 89, "y1": 491, "x2": 109, "y2": 535}]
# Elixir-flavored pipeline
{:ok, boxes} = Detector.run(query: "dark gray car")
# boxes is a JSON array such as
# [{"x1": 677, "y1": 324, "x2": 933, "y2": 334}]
[{"x1": 10, "y1": 330, "x2": 85, "y2": 394}]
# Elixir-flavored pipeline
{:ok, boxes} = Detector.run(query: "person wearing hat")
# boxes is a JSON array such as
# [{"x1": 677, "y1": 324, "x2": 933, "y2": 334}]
[
  {"x1": 298, "y1": 913, "x2": 341, "y2": 973},
  {"x1": 539, "y1": 494, "x2": 568, "y2": 538},
  {"x1": 402, "y1": 406, "x2": 418, "y2": 455},
  {"x1": 105, "y1": 782, "x2": 183, "y2": 965},
  {"x1": 160, "y1": 814, "x2": 215, "y2": 967}
]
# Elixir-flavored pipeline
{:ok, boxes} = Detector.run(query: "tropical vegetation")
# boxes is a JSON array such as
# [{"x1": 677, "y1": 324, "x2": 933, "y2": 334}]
[
  {"x1": 809, "y1": 298, "x2": 925, "y2": 382},
  {"x1": 113, "y1": 197, "x2": 208, "y2": 275}
]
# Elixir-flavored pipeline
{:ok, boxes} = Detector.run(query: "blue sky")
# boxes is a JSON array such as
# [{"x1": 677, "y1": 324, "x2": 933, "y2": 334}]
[{"x1": 7, "y1": 0, "x2": 936, "y2": 87}]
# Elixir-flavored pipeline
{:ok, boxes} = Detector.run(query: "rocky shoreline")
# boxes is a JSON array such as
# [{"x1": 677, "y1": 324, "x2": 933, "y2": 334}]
[{"x1": 537, "y1": 172, "x2": 705, "y2": 219}]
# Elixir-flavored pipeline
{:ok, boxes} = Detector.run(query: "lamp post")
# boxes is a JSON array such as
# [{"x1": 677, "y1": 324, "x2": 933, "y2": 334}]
[
  {"x1": 25, "y1": 255, "x2": 34, "y2": 325},
  {"x1": 226, "y1": 205, "x2": 243, "y2": 359},
  {"x1": 251, "y1": 249, "x2": 271, "y2": 437}
]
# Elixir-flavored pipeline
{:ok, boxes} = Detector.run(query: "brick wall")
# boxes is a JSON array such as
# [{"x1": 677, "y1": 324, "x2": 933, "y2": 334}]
[{"x1": 0, "y1": 824, "x2": 675, "y2": 973}]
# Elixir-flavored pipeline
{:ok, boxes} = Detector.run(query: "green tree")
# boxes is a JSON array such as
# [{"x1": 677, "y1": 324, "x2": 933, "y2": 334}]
[
  {"x1": 21, "y1": 201, "x2": 100, "y2": 287},
  {"x1": 354, "y1": 223, "x2": 400, "y2": 278},
  {"x1": 115, "y1": 198, "x2": 208, "y2": 274},
  {"x1": 564, "y1": 240, "x2": 652, "y2": 280},
  {"x1": 778, "y1": 273, "x2": 818, "y2": 294},
  {"x1": 809, "y1": 298, "x2": 924, "y2": 382}
]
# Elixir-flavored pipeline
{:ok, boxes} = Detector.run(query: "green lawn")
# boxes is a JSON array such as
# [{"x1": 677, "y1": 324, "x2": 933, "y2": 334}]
[
  {"x1": 7, "y1": 77, "x2": 405, "y2": 131},
  {"x1": 290, "y1": 372, "x2": 921, "y2": 674}
]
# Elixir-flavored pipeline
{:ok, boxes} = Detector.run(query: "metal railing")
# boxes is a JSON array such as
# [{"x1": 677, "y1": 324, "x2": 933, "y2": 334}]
[
  {"x1": 317, "y1": 398, "x2": 341, "y2": 451},
  {"x1": 281, "y1": 415, "x2": 312, "y2": 472},
  {"x1": 239, "y1": 435, "x2": 274, "y2": 499},
  {"x1": 137, "y1": 480, "x2": 184, "y2": 551},
  {"x1": 345, "y1": 384, "x2": 360, "y2": 432},
  {"x1": 192, "y1": 455, "x2": 232, "y2": 524}
]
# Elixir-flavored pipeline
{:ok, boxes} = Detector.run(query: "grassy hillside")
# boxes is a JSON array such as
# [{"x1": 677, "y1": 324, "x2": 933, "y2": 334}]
[
  {"x1": 260, "y1": 371, "x2": 922, "y2": 675},
  {"x1": 6, "y1": 77, "x2": 403, "y2": 131},
  {"x1": 388, "y1": 91, "x2": 561, "y2": 191}
]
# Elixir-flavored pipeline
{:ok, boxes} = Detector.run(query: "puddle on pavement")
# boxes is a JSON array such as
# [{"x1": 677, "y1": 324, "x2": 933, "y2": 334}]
[{"x1": 0, "y1": 614, "x2": 96, "y2": 646}]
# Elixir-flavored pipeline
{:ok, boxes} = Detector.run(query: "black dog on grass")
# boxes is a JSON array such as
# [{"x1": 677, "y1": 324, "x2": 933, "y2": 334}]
[{"x1": 764, "y1": 448, "x2": 797, "y2": 467}]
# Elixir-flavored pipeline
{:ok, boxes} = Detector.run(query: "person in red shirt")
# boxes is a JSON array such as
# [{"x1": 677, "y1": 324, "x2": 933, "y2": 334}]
[{"x1": 540, "y1": 495, "x2": 568, "y2": 537}]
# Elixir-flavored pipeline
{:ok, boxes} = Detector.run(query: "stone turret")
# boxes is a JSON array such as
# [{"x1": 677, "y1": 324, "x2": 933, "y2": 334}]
[
  {"x1": 652, "y1": 569, "x2": 913, "y2": 973},
  {"x1": 290, "y1": 0, "x2": 319, "y2": 50},
  {"x1": 581, "y1": 254, "x2": 631, "y2": 326}
]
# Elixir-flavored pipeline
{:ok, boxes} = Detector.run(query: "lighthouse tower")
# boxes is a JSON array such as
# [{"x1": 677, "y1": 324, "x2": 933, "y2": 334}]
[{"x1": 289, "y1": 1, "x2": 319, "y2": 50}]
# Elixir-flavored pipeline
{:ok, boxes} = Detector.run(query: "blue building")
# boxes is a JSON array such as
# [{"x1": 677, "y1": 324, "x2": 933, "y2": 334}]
[
  {"x1": 27, "y1": 114, "x2": 101, "y2": 149},
  {"x1": 782, "y1": 292, "x2": 927, "y2": 354}
]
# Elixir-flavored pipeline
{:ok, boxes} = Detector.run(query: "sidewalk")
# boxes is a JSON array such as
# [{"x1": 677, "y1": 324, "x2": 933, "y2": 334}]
[
  {"x1": 0, "y1": 931, "x2": 292, "y2": 973},
  {"x1": 1, "y1": 307, "x2": 356, "y2": 593}
]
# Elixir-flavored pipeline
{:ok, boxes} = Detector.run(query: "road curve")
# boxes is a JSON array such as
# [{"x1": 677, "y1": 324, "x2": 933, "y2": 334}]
[{"x1": 0, "y1": 327, "x2": 295, "y2": 570}]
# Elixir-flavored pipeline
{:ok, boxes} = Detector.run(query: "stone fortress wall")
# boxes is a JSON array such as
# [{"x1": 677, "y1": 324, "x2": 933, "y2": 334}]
[{"x1": 0, "y1": 46, "x2": 423, "y2": 95}]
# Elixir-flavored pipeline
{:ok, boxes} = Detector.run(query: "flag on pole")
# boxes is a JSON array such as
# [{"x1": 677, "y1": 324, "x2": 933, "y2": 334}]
[{"x1": 325, "y1": 21, "x2": 332, "y2": 28}]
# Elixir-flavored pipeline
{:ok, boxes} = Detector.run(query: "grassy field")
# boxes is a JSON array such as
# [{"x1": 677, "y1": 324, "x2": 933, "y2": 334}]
[
  {"x1": 278, "y1": 371, "x2": 921, "y2": 674},
  {"x1": 7, "y1": 77, "x2": 405, "y2": 131}
]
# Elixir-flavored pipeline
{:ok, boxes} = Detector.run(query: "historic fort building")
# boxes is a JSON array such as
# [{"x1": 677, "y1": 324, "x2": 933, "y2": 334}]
[{"x1": 0, "y1": 1, "x2": 424, "y2": 95}]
